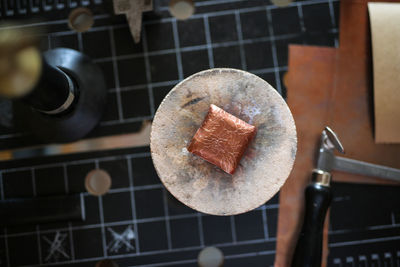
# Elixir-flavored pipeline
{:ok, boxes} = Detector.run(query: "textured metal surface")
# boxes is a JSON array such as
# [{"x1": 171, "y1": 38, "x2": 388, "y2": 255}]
[
  {"x1": 316, "y1": 127, "x2": 400, "y2": 183},
  {"x1": 188, "y1": 104, "x2": 256, "y2": 175},
  {"x1": 316, "y1": 127, "x2": 344, "y2": 173},
  {"x1": 333, "y1": 156, "x2": 400, "y2": 183},
  {"x1": 151, "y1": 68, "x2": 297, "y2": 215}
]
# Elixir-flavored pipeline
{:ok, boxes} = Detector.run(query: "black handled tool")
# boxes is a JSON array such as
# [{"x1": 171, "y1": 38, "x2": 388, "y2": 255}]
[
  {"x1": 291, "y1": 127, "x2": 400, "y2": 267},
  {"x1": 0, "y1": 194, "x2": 85, "y2": 226},
  {"x1": 292, "y1": 127, "x2": 344, "y2": 267}
]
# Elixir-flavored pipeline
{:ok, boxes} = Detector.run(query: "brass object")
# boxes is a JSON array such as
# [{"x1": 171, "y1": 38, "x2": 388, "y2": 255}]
[
  {"x1": 169, "y1": 0, "x2": 195, "y2": 20},
  {"x1": 85, "y1": 169, "x2": 112, "y2": 196},
  {"x1": 0, "y1": 27, "x2": 42, "y2": 98},
  {"x1": 312, "y1": 169, "x2": 331, "y2": 187},
  {"x1": 68, "y1": 7, "x2": 94, "y2": 33}
]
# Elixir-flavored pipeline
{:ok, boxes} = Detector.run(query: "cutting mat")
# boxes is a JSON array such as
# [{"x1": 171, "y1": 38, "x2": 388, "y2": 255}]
[
  {"x1": 1, "y1": 0, "x2": 394, "y2": 266},
  {"x1": 0, "y1": 146, "x2": 280, "y2": 266},
  {"x1": 0, "y1": 0, "x2": 338, "y2": 150},
  {"x1": 328, "y1": 182, "x2": 400, "y2": 266}
]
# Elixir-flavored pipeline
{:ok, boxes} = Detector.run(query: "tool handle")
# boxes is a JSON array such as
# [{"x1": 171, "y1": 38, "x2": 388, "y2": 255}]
[
  {"x1": 291, "y1": 182, "x2": 332, "y2": 267},
  {"x1": 0, "y1": 194, "x2": 85, "y2": 226}
]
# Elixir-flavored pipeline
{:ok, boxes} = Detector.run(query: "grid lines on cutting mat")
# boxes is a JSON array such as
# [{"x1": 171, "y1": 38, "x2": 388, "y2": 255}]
[
  {"x1": 0, "y1": 0, "x2": 339, "y2": 142},
  {"x1": 327, "y1": 183, "x2": 400, "y2": 266},
  {"x1": 0, "y1": 150, "x2": 279, "y2": 266},
  {"x1": 0, "y1": 0, "x2": 355, "y2": 266}
]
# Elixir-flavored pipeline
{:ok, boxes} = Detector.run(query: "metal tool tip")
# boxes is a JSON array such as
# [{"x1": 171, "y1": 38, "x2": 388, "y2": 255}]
[{"x1": 324, "y1": 126, "x2": 345, "y2": 154}]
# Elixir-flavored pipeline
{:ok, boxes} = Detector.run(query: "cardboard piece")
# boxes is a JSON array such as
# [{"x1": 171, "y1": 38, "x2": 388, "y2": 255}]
[
  {"x1": 368, "y1": 3, "x2": 400, "y2": 143},
  {"x1": 329, "y1": 0, "x2": 400, "y2": 178}
]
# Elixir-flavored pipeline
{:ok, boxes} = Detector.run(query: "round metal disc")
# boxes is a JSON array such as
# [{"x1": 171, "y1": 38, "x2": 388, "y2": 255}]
[{"x1": 151, "y1": 68, "x2": 297, "y2": 215}]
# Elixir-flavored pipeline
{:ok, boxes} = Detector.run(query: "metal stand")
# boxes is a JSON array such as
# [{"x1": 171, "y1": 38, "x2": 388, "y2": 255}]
[{"x1": 14, "y1": 48, "x2": 107, "y2": 143}]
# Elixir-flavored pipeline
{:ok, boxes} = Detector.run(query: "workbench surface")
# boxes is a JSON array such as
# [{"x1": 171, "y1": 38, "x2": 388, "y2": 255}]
[{"x1": 0, "y1": 0, "x2": 399, "y2": 266}]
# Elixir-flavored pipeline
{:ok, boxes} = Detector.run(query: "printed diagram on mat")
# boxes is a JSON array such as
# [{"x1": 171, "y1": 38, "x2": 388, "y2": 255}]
[
  {"x1": 43, "y1": 231, "x2": 70, "y2": 262},
  {"x1": 107, "y1": 225, "x2": 135, "y2": 253}
]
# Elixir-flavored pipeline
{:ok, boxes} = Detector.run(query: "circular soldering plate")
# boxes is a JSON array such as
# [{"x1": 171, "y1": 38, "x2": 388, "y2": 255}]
[{"x1": 151, "y1": 68, "x2": 297, "y2": 215}]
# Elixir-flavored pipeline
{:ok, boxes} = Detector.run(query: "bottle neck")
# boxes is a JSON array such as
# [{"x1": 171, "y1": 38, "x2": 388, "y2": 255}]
[{"x1": 21, "y1": 57, "x2": 77, "y2": 115}]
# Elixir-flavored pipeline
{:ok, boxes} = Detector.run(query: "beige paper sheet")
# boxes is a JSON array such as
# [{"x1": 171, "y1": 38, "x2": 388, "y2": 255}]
[{"x1": 368, "y1": 3, "x2": 400, "y2": 143}]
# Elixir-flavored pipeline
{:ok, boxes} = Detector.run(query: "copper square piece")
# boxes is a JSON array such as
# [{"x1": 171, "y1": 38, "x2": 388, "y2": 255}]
[{"x1": 188, "y1": 104, "x2": 257, "y2": 174}]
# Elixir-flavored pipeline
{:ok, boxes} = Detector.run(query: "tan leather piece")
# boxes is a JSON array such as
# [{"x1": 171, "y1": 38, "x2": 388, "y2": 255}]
[
  {"x1": 276, "y1": 45, "x2": 337, "y2": 267},
  {"x1": 276, "y1": 0, "x2": 400, "y2": 266}
]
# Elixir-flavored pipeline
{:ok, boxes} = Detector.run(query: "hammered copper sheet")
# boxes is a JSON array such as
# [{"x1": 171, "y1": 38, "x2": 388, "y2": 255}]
[
  {"x1": 151, "y1": 68, "x2": 297, "y2": 216},
  {"x1": 188, "y1": 104, "x2": 257, "y2": 175}
]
